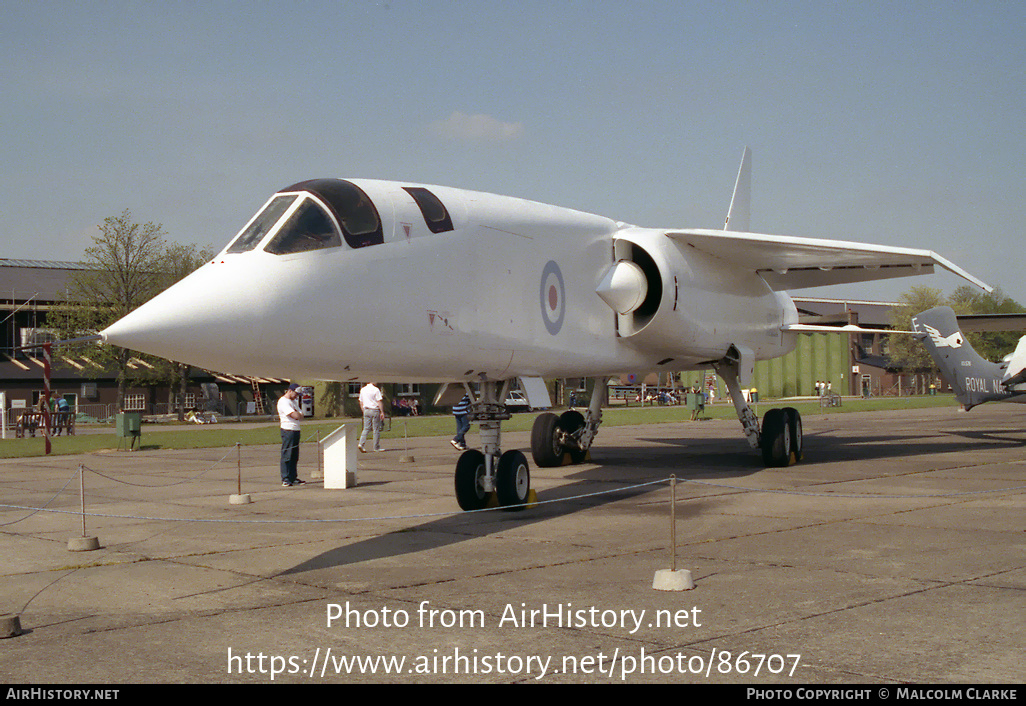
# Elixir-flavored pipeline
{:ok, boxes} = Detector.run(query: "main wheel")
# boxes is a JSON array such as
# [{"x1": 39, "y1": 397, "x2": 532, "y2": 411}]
[
  {"x1": 454, "y1": 449, "x2": 489, "y2": 511},
  {"x1": 531, "y1": 413, "x2": 563, "y2": 467},
  {"x1": 558, "y1": 410, "x2": 588, "y2": 464},
  {"x1": 496, "y1": 450, "x2": 530, "y2": 511},
  {"x1": 783, "y1": 407, "x2": 803, "y2": 463},
  {"x1": 760, "y1": 408, "x2": 792, "y2": 467}
]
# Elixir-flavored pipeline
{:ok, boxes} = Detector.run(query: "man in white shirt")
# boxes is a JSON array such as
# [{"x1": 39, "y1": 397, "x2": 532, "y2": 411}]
[
  {"x1": 278, "y1": 383, "x2": 306, "y2": 486},
  {"x1": 358, "y1": 382, "x2": 385, "y2": 452}
]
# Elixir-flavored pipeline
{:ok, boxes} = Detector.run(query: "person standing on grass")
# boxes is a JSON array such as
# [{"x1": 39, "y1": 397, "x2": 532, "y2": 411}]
[{"x1": 358, "y1": 381, "x2": 386, "y2": 452}]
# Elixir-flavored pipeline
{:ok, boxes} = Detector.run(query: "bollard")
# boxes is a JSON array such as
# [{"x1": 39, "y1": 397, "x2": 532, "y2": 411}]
[
  {"x1": 399, "y1": 421, "x2": 415, "y2": 463},
  {"x1": 229, "y1": 442, "x2": 252, "y2": 505},
  {"x1": 0, "y1": 613, "x2": 22, "y2": 638},
  {"x1": 652, "y1": 475, "x2": 694, "y2": 591},
  {"x1": 671, "y1": 475, "x2": 677, "y2": 571},
  {"x1": 68, "y1": 464, "x2": 100, "y2": 552}
]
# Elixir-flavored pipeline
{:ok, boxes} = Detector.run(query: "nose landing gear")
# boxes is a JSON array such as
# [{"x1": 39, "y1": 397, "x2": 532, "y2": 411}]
[{"x1": 452, "y1": 379, "x2": 533, "y2": 512}]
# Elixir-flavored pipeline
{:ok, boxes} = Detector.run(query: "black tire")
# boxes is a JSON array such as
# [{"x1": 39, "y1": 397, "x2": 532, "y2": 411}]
[
  {"x1": 761, "y1": 408, "x2": 792, "y2": 467},
  {"x1": 558, "y1": 410, "x2": 585, "y2": 430},
  {"x1": 454, "y1": 449, "x2": 489, "y2": 511},
  {"x1": 558, "y1": 410, "x2": 588, "y2": 464},
  {"x1": 496, "y1": 450, "x2": 531, "y2": 511},
  {"x1": 783, "y1": 407, "x2": 803, "y2": 463},
  {"x1": 531, "y1": 413, "x2": 563, "y2": 467}
]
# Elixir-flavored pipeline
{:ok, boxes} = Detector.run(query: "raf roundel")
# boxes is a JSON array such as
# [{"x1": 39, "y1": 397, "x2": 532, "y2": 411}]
[{"x1": 540, "y1": 260, "x2": 565, "y2": 335}]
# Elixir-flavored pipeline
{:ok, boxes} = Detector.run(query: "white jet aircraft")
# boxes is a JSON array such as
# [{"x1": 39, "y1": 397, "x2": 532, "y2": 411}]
[{"x1": 101, "y1": 149, "x2": 990, "y2": 511}]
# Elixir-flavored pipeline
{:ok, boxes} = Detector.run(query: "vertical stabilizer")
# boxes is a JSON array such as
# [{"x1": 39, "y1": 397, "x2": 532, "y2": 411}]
[
  {"x1": 912, "y1": 306, "x2": 1012, "y2": 410},
  {"x1": 724, "y1": 146, "x2": 751, "y2": 232}
]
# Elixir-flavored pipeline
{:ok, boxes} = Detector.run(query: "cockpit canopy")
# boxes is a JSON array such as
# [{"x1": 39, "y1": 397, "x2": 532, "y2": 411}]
[
  {"x1": 223, "y1": 178, "x2": 455, "y2": 256},
  {"x1": 224, "y1": 179, "x2": 383, "y2": 256},
  {"x1": 280, "y1": 179, "x2": 383, "y2": 250},
  {"x1": 225, "y1": 194, "x2": 297, "y2": 254}
]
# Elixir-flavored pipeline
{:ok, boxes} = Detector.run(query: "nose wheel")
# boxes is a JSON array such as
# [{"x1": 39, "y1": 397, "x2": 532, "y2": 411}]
[
  {"x1": 452, "y1": 379, "x2": 532, "y2": 512},
  {"x1": 454, "y1": 449, "x2": 488, "y2": 510},
  {"x1": 496, "y1": 450, "x2": 530, "y2": 510},
  {"x1": 453, "y1": 448, "x2": 531, "y2": 512}
]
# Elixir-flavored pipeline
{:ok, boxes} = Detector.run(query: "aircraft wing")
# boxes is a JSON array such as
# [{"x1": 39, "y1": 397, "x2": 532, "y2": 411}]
[
  {"x1": 780, "y1": 323, "x2": 914, "y2": 335},
  {"x1": 665, "y1": 229, "x2": 992, "y2": 292},
  {"x1": 953, "y1": 313, "x2": 1026, "y2": 332}
]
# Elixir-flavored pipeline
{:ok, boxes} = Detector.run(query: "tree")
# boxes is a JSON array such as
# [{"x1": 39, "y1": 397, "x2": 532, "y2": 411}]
[
  {"x1": 888, "y1": 285, "x2": 946, "y2": 372},
  {"x1": 52, "y1": 210, "x2": 212, "y2": 412},
  {"x1": 947, "y1": 285, "x2": 1025, "y2": 362}
]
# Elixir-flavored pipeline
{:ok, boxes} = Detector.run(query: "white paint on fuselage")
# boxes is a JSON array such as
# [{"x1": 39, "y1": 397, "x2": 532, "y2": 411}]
[{"x1": 102, "y1": 179, "x2": 796, "y2": 382}]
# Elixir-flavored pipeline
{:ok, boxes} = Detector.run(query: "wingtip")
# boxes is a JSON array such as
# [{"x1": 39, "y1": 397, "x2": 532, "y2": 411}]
[{"x1": 927, "y1": 251, "x2": 992, "y2": 293}]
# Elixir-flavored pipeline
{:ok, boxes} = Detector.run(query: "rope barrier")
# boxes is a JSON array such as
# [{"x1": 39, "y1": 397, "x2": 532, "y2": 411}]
[
  {"x1": 0, "y1": 468, "x2": 80, "y2": 527},
  {"x1": 676, "y1": 477, "x2": 1026, "y2": 499},
  {"x1": 0, "y1": 474, "x2": 1021, "y2": 526},
  {"x1": 80, "y1": 446, "x2": 239, "y2": 487}
]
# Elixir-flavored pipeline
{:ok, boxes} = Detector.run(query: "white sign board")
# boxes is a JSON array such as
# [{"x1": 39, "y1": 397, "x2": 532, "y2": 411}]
[{"x1": 322, "y1": 424, "x2": 357, "y2": 489}]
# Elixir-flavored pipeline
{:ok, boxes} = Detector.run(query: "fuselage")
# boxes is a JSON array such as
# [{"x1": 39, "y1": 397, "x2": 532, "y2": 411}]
[{"x1": 101, "y1": 178, "x2": 798, "y2": 382}]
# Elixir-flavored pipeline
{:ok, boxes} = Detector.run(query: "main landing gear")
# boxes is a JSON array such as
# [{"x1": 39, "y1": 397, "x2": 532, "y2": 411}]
[
  {"x1": 453, "y1": 379, "x2": 533, "y2": 512},
  {"x1": 714, "y1": 350, "x2": 803, "y2": 468},
  {"x1": 759, "y1": 407, "x2": 803, "y2": 467},
  {"x1": 530, "y1": 377, "x2": 606, "y2": 468}
]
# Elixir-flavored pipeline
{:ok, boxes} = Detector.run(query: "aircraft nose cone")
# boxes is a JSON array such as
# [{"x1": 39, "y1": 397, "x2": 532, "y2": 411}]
[
  {"x1": 595, "y1": 260, "x2": 648, "y2": 314},
  {"x1": 101, "y1": 261, "x2": 269, "y2": 371}
]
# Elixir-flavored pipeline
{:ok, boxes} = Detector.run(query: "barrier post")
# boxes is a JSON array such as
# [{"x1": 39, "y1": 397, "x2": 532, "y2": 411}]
[
  {"x1": 670, "y1": 475, "x2": 677, "y2": 572},
  {"x1": 399, "y1": 421, "x2": 414, "y2": 463},
  {"x1": 652, "y1": 474, "x2": 694, "y2": 591},
  {"x1": 42, "y1": 344, "x2": 51, "y2": 455},
  {"x1": 229, "y1": 442, "x2": 252, "y2": 505},
  {"x1": 67, "y1": 464, "x2": 99, "y2": 551},
  {"x1": 312, "y1": 429, "x2": 323, "y2": 480}
]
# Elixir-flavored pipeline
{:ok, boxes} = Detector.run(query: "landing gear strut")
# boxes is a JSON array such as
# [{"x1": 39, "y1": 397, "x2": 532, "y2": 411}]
[
  {"x1": 714, "y1": 349, "x2": 802, "y2": 468},
  {"x1": 453, "y1": 379, "x2": 531, "y2": 511}
]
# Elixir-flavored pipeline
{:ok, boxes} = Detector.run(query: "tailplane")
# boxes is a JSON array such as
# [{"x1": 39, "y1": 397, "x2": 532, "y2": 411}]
[{"x1": 912, "y1": 306, "x2": 1012, "y2": 410}]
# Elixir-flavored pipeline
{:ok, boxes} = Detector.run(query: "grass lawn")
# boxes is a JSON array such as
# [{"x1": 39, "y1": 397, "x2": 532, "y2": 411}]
[{"x1": 0, "y1": 394, "x2": 960, "y2": 459}]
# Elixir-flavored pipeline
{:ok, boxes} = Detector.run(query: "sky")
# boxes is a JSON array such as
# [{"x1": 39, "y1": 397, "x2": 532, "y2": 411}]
[{"x1": 2, "y1": 0, "x2": 1023, "y2": 304}]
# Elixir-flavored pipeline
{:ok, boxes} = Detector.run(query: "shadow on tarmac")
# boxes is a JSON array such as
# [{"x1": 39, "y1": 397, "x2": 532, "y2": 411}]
[
  {"x1": 278, "y1": 421, "x2": 1022, "y2": 575},
  {"x1": 279, "y1": 438, "x2": 755, "y2": 575}
]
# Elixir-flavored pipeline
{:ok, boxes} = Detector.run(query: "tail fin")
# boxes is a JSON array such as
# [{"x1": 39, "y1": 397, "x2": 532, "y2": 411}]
[
  {"x1": 724, "y1": 146, "x2": 751, "y2": 232},
  {"x1": 912, "y1": 306, "x2": 1011, "y2": 410}
]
